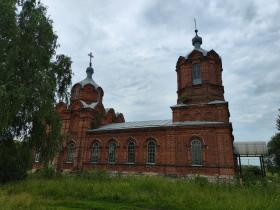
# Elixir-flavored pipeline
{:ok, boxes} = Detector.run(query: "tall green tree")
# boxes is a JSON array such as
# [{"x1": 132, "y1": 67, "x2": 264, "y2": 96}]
[
  {"x1": 277, "y1": 110, "x2": 280, "y2": 131},
  {"x1": 267, "y1": 110, "x2": 280, "y2": 172},
  {"x1": 0, "y1": 0, "x2": 72, "y2": 182}
]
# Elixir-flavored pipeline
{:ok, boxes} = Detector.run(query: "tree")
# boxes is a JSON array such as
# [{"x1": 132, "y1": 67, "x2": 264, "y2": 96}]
[
  {"x1": 277, "y1": 110, "x2": 280, "y2": 131},
  {"x1": 267, "y1": 110, "x2": 280, "y2": 172},
  {"x1": 0, "y1": 0, "x2": 72, "y2": 182}
]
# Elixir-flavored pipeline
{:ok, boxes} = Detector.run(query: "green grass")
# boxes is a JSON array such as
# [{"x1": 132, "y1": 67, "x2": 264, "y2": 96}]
[{"x1": 0, "y1": 171, "x2": 279, "y2": 210}]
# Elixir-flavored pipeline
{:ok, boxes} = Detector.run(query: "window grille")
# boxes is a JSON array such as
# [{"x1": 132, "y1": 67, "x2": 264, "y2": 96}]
[
  {"x1": 34, "y1": 152, "x2": 40, "y2": 163},
  {"x1": 91, "y1": 142, "x2": 100, "y2": 163},
  {"x1": 192, "y1": 63, "x2": 201, "y2": 85},
  {"x1": 147, "y1": 141, "x2": 156, "y2": 164},
  {"x1": 108, "y1": 142, "x2": 117, "y2": 163},
  {"x1": 74, "y1": 88, "x2": 80, "y2": 98},
  {"x1": 67, "y1": 143, "x2": 75, "y2": 162},
  {"x1": 127, "y1": 141, "x2": 135, "y2": 163}
]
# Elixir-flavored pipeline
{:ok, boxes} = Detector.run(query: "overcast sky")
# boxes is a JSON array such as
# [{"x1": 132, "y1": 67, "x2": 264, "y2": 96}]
[{"x1": 41, "y1": 0, "x2": 280, "y2": 142}]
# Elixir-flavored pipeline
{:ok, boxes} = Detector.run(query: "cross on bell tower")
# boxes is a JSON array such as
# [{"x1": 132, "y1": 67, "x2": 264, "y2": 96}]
[
  {"x1": 192, "y1": 18, "x2": 202, "y2": 48},
  {"x1": 88, "y1": 52, "x2": 94, "y2": 67},
  {"x1": 194, "y1": 18, "x2": 198, "y2": 35}
]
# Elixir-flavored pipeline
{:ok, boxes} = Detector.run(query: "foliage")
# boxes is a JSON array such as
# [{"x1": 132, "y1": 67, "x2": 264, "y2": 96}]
[
  {"x1": 241, "y1": 165, "x2": 267, "y2": 186},
  {"x1": 178, "y1": 92, "x2": 189, "y2": 104},
  {"x1": 0, "y1": 173, "x2": 279, "y2": 210},
  {"x1": 77, "y1": 169, "x2": 110, "y2": 180},
  {"x1": 33, "y1": 165, "x2": 58, "y2": 179},
  {"x1": 266, "y1": 110, "x2": 280, "y2": 172},
  {"x1": 194, "y1": 175, "x2": 209, "y2": 186},
  {"x1": 0, "y1": 140, "x2": 31, "y2": 183},
  {"x1": 0, "y1": 0, "x2": 72, "y2": 182},
  {"x1": 267, "y1": 133, "x2": 280, "y2": 171},
  {"x1": 277, "y1": 109, "x2": 280, "y2": 131}
]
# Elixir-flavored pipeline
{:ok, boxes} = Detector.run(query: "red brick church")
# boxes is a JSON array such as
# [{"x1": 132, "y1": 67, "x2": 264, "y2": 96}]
[{"x1": 34, "y1": 29, "x2": 236, "y2": 178}]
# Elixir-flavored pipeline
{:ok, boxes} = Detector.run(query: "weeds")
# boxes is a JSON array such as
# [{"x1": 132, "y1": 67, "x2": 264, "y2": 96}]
[{"x1": 0, "y1": 171, "x2": 279, "y2": 210}]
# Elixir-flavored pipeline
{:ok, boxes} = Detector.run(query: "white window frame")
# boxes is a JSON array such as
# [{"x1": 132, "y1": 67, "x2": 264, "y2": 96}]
[
  {"x1": 147, "y1": 140, "x2": 156, "y2": 164},
  {"x1": 127, "y1": 141, "x2": 136, "y2": 164},
  {"x1": 91, "y1": 142, "x2": 100, "y2": 163},
  {"x1": 192, "y1": 63, "x2": 202, "y2": 85},
  {"x1": 108, "y1": 142, "x2": 117, "y2": 163},
  {"x1": 66, "y1": 143, "x2": 75, "y2": 163}
]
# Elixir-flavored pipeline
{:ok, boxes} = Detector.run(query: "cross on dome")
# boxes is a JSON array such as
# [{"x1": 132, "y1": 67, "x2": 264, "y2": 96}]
[
  {"x1": 88, "y1": 52, "x2": 94, "y2": 67},
  {"x1": 194, "y1": 18, "x2": 198, "y2": 35},
  {"x1": 192, "y1": 18, "x2": 202, "y2": 48}
]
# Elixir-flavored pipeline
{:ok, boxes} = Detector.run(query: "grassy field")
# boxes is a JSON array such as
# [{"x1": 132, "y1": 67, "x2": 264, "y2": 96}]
[{"x1": 0, "y1": 171, "x2": 279, "y2": 210}]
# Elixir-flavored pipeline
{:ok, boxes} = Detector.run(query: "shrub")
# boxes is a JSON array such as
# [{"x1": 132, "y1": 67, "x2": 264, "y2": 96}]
[
  {"x1": 0, "y1": 139, "x2": 32, "y2": 183},
  {"x1": 241, "y1": 165, "x2": 266, "y2": 186},
  {"x1": 35, "y1": 166, "x2": 56, "y2": 179},
  {"x1": 194, "y1": 175, "x2": 208, "y2": 186},
  {"x1": 178, "y1": 93, "x2": 189, "y2": 104},
  {"x1": 77, "y1": 169, "x2": 110, "y2": 180}
]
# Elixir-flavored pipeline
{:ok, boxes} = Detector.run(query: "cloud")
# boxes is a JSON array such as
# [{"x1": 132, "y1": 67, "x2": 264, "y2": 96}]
[{"x1": 41, "y1": 0, "x2": 280, "y2": 141}]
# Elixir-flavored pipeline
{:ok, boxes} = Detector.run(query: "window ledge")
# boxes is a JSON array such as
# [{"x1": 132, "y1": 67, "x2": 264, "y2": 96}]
[
  {"x1": 192, "y1": 82, "x2": 202, "y2": 86},
  {"x1": 191, "y1": 164, "x2": 203, "y2": 167},
  {"x1": 126, "y1": 162, "x2": 135, "y2": 165},
  {"x1": 146, "y1": 163, "x2": 156, "y2": 165},
  {"x1": 64, "y1": 161, "x2": 73, "y2": 164}
]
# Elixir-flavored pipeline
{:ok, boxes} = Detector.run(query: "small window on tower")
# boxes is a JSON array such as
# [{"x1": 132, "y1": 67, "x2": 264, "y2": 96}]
[
  {"x1": 192, "y1": 63, "x2": 201, "y2": 85},
  {"x1": 73, "y1": 87, "x2": 80, "y2": 98}
]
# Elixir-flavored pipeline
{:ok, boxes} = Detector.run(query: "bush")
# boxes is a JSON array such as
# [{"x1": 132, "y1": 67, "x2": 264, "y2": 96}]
[
  {"x1": 0, "y1": 139, "x2": 32, "y2": 183},
  {"x1": 77, "y1": 169, "x2": 110, "y2": 180},
  {"x1": 194, "y1": 175, "x2": 208, "y2": 186},
  {"x1": 241, "y1": 165, "x2": 266, "y2": 186},
  {"x1": 35, "y1": 166, "x2": 57, "y2": 179}
]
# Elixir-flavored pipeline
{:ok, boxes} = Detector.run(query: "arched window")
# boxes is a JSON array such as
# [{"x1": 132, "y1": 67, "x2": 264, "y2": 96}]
[
  {"x1": 66, "y1": 143, "x2": 75, "y2": 162},
  {"x1": 192, "y1": 63, "x2": 201, "y2": 85},
  {"x1": 191, "y1": 139, "x2": 202, "y2": 165},
  {"x1": 108, "y1": 142, "x2": 117, "y2": 163},
  {"x1": 147, "y1": 140, "x2": 156, "y2": 164},
  {"x1": 73, "y1": 87, "x2": 80, "y2": 98},
  {"x1": 127, "y1": 141, "x2": 135, "y2": 163},
  {"x1": 34, "y1": 151, "x2": 40, "y2": 163},
  {"x1": 91, "y1": 142, "x2": 100, "y2": 163}
]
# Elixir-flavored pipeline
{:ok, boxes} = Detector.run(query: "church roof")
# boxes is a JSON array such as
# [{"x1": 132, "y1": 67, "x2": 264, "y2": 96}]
[
  {"x1": 185, "y1": 47, "x2": 208, "y2": 58},
  {"x1": 79, "y1": 77, "x2": 100, "y2": 89},
  {"x1": 171, "y1": 100, "x2": 227, "y2": 108},
  {"x1": 185, "y1": 29, "x2": 208, "y2": 58},
  {"x1": 80, "y1": 100, "x2": 98, "y2": 109},
  {"x1": 105, "y1": 108, "x2": 114, "y2": 113},
  {"x1": 88, "y1": 120, "x2": 224, "y2": 132},
  {"x1": 115, "y1": 112, "x2": 122, "y2": 117},
  {"x1": 78, "y1": 66, "x2": 100, "y2": 89}
]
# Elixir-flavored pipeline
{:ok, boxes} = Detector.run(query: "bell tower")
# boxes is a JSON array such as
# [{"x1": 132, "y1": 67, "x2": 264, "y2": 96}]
[
  {"x1": 70, "y1": 52, "x2": 104, "y2": 104},
  {"x1": 171, "y1": 23, "x2": 230, "y2": 123}
]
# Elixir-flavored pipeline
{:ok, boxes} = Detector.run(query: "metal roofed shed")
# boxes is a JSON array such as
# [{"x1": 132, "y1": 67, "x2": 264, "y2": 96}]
[
  {"x1": 234, "y1": 141, "x2": 268, "y2": 178},
  {"x1": 234, "y1": 141, "x2": 268, "y2": 156}
]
